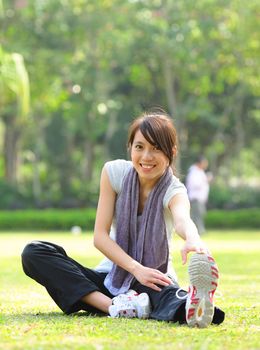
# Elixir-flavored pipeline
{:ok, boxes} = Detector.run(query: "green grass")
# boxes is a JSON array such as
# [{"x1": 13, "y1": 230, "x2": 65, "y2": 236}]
[{"x1": 0, "y1": 230, "x2": 259, "y2": 350}]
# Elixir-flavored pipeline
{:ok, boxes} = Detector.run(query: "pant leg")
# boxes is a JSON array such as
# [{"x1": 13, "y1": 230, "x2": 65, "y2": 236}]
[
  {"x1": 190, "y1": 200, "x2": 206, "y2": 235},
  {"x1": 21, "y1": 240, "x2": 113, "y2": 314}
]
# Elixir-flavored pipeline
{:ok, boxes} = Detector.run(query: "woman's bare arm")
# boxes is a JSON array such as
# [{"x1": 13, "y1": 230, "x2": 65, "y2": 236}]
[{"x1": 169, "y1": 193, "x2": 209, "y2": 264}]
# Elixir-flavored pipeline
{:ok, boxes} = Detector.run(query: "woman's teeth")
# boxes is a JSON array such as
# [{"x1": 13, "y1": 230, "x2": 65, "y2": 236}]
[{"x1": 141, "y1": 164, "x2": 154, "y2": 169}]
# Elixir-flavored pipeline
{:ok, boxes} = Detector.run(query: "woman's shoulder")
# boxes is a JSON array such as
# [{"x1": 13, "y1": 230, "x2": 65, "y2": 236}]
[
  {"x1": 105, "y1": 159, "x2": 132, "y2": 175},
  {"x1": 104, "y1": 159, "x2": 132, "y2": 193},
  {"x1": 163, "y1": 174, "x2": 187, "y2": 207}
]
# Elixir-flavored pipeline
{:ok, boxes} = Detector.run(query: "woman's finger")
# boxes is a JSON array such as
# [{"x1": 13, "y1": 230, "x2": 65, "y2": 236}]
[
  {"x1": 147, "y1": 282, "x2": 162, "y2": 292},
  {"x1": 181, "y1": 249, "x2": 188, "y2": 265},
  {"x1": 152, "y1": 271, "x2": 172, "y2": 284},
  {"x1": 151, "y1": 279, "x2": 170, "y2": 287},
  {"x1": 196, "y1": 245, "x2": 210, "y2": 255}
]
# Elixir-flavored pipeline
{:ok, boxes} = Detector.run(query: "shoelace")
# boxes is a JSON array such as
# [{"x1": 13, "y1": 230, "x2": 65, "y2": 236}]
[
  {"x1": 175, "y1": 288, "x2": 223, "y2": 300},
  {"x1": 176, "y1": 288, "x2": 188, "y2": 300}
]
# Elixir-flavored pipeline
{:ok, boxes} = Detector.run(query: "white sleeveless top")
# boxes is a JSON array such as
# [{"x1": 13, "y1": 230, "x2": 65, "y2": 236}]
[{"x1": 94, "y1": 159, "x2": 187, "y2": 280}]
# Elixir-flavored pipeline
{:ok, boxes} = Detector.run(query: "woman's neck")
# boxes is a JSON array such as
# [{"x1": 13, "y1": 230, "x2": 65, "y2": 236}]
[
  {"x1": 138, "y1": 175, "x2": 161, "y2": 192},
  {"x1": 138, "y1": 179, "x2": 158, "y2": 214}
]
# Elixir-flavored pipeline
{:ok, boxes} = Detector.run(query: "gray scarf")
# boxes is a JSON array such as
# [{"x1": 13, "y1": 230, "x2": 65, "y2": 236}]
[{"x1": 104, "y1": 166, "x2": 172, "y2": 295}]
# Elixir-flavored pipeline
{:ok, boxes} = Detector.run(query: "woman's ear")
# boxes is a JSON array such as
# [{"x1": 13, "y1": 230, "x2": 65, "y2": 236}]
[
  {"x1": 128, "y1": 144, "x2": 132, "y2": 160},
  {"x1": 172, "y1": 145, "x2": 178, "y2": 157}
]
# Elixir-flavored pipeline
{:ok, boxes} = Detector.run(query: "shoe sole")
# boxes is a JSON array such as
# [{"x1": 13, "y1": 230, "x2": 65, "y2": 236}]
[
  {"x1": 109, "y1": 304, "x2": 137, "y2": 318},
  {"x1": 135, "y1": 293, "x2": 151, "y2": 319},
  {"x1": 118, "y1": 308, "x2": 137, "y2": 318},
  {"x1": 186, "y1": 253, "x2": 219, "y2": 328}
]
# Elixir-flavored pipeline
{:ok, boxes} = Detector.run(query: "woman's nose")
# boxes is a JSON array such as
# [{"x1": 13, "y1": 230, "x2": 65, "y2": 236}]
[{"x1": 142, "y1": 149, "x2": 154, "y2": 160}]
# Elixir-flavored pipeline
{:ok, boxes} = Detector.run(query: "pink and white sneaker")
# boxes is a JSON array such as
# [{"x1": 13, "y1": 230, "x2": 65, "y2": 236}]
[{"x1": 186, "y1": 253, "x2": 219, "y2": 328}]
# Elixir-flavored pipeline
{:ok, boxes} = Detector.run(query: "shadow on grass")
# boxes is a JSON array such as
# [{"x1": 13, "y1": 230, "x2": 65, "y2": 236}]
[{"x1": 1, "y1": 311, "x2": 105, "y2": 320}]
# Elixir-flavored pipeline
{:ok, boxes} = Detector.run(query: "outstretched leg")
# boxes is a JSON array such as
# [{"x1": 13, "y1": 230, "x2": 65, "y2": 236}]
[{"x1": 132, "y1": 254, "x2": 225, "y2": 326}]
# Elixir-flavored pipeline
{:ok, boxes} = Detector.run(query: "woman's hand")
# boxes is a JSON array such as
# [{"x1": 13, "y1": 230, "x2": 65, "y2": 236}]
[
  {"x1": 181, "y1": 238, "x2": 210, "y2": 265},
  {"x1": 132, "y1": 264, "x2": 172, "y2": 292}
]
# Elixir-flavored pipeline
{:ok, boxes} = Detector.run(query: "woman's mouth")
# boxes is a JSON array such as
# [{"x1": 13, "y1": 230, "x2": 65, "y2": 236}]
[{"x1": 140, "y1": 164, "x2": 155, "y2": 169}]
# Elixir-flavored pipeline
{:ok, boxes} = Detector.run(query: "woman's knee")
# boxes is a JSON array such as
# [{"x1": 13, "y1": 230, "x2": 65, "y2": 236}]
[{"x1": 21, "y1": 241, "x2": 43, "y2": 263}]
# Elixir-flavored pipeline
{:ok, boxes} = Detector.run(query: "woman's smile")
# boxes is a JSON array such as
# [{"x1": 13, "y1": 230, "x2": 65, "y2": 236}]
[
  {"x1": 140, "y1": 163, "x2": 156, "y2": 170},
  {"x1": 131, "y1": 130, "x2": 169, "y2": 183}
]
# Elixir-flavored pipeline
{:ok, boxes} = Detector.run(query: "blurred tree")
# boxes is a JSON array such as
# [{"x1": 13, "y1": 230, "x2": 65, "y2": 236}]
[
  {"x1": 0, "y1": 0, "x2": 259, "y2": 207},
  {"x1": 0, "y1": 45, "x2": 30, "y2": 184}
]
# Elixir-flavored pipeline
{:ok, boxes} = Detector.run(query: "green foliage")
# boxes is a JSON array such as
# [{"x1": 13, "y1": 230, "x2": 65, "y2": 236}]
[
  {"x1": 206, "y1": 208, "x2": 260, "y2": 229},
  {"x1": 0, "y1": 208, "x2": 96, "y2": 230},
  {"x1": 0, "y1": 179, "x2": 31, "y2": 209},
  {"x1": 0, "y1": 0, "x2": 259, "y2": 207},
  {"x1": 0, "y1": 45, "x2": 30, "y2": 118},
  {"x1": 209, "y1": 184, "x2": 260, "y2": 209},
  {"x1": 0, "y1": 208, "x2": 259, "y2": 230}
]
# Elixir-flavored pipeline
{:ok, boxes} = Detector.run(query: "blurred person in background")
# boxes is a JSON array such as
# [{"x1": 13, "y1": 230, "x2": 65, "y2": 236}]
[{"x1": 186, "y1": 155, "x2": 213, "y2": 235}]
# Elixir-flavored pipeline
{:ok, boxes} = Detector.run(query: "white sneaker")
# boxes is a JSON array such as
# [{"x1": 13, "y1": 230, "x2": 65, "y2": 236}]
[
  {"x1": 109, "y1": 290, "x2": 151, "y2": 319},
  {"x1": 109, "y1": 293, "x2": 137, "y2": 318},
  {"x1": 186, "y1": 253, "x2": 219, "y2": 328},
  {"x1": 125, "y1": 290, "x2": 151, "y2": 319}
]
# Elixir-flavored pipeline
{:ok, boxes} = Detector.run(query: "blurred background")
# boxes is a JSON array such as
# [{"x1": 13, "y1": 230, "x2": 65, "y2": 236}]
[{"x1": 0, "y1": 0, "x2": 259, "y2": 212}]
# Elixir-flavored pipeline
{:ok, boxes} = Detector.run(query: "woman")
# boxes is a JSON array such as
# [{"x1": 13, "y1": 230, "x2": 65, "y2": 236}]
[{"x1": 22, "y1": 110, "x2": 224, "y2": 328}]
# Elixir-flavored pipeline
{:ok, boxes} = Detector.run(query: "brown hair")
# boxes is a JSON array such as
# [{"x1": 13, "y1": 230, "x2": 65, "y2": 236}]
[{"x1": 128, "y1": 110, "x2": 178, "y2": 168}]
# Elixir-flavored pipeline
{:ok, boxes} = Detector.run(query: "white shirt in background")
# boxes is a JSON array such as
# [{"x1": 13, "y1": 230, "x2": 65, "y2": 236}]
[{"x1": 186, "y1": 165, "x2": 209, "y2": 204}]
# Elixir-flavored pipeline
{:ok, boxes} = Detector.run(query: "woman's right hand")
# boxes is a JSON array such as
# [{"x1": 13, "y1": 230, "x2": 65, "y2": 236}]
[{"x1": 132, "y1": 263, "x2": 172, "y2": 291}]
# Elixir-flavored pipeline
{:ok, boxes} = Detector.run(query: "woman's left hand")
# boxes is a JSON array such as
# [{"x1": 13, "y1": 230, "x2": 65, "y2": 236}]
[{"x1": 180, "y1": 239, "x2": 210, "y2": 265}]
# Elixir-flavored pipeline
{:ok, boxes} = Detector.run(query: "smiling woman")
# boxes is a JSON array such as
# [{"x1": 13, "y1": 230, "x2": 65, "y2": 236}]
[
  {"x1": 21, "y1": 109, "x2": 225, "y2": 328},
  {"x1": 130, "y1": 130, "x2": 171, "y2": 189},
  {"x1": 128, "y1": 112, "x2": 178, "y2": 171}
]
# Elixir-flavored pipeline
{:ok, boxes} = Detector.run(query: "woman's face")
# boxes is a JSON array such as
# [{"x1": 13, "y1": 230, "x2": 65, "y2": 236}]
[{"x1": 130, "y1": 129, "x2": 170, "y2": 184}]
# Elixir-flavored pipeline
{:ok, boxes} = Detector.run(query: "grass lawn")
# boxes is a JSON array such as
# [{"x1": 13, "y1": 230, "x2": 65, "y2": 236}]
[{"x1": 0, "y1": 230, "x2": 259, "y2": 350}]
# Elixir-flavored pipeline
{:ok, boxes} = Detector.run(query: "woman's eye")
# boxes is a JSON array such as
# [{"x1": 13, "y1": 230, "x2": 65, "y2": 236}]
[{"x1": 135, "y1": 145, "x2": 142, "y2": 149}]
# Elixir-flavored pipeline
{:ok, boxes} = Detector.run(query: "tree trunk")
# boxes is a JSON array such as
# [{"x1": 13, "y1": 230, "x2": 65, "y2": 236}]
[
  {"x1": 3, "y1": 115, "x2": 20, "y2": 184},
  {"x1": 32, "y1": 152, "x2": 42, "y2": 204},
  {"x1": 32, "y1": 119, "x2": 43, "y2": 204},
  {"x1": 234, "y1": 88, "x2": 245, "y2": 177},
  {"x1": 162, "y1": 58, "x2": 184, "y2": 173},
  {"x1": 83, "y1": 139, "x2": 94, "y2": 182}
]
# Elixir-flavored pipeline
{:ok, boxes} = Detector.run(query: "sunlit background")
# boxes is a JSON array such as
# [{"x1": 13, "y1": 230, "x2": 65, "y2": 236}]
[{"x1": 0, "y1": 0, "x2": 259, "y2": 210}]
